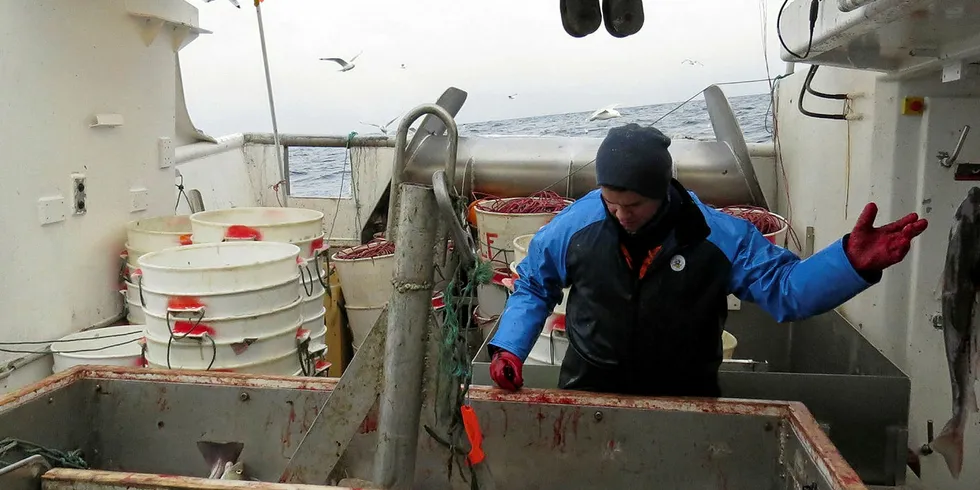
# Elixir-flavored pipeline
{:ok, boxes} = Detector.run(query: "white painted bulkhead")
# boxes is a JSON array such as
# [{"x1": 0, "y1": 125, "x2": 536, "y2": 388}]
[
  {"x1": 774, "y1": 65, "x2": 980, "y2": 489},
  {"x1": 0, "y1": 0, "x2": 204, "y2": 374}
]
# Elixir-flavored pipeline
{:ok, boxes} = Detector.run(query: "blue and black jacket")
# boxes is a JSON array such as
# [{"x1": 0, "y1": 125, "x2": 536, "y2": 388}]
[{"x1": 488, "y1": 180, "x2": 875, "y2": 397}]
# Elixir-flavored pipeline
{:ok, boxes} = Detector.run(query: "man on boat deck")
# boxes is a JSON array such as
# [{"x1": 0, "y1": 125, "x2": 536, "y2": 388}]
[{"x1": 487, "y1": 123, "x2": 928, "y2": 397}]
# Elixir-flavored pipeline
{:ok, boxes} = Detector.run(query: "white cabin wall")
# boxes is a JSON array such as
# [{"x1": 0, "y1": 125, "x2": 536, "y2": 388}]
[
  {"x1": 774, "y1": 66, "x2": 884, "y2": 343},
  {"x1": 879, "y1": 74, "x2": 980, "y2": 489},
  {"x1": 175, "y1": 135, "x2": 257, "y2": 212},
  {"x1": 0, "y1": 0, "x2": 200, "y2": 364},
  {"x1": 777, "y1": 64, "x2": 980, "y2": 489}
]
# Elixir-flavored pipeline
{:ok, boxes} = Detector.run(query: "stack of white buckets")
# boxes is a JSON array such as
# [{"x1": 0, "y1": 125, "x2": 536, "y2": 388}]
[
  {"x1": 122, "y1": 208, "x2": 330, "y2": 376},
  {"x1": 330, "y1": 237, "x2": 450, "y2": 353},
  {"x1": 470, "y1": 197, "x2": 572, "y2": 344},
  {"x1": 331, "y1": 241, "x2": 394, "y2": 352}
]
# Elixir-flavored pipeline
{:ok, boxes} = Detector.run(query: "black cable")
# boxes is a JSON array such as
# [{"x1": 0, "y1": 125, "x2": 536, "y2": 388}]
[
  {"x1": 0, "y1": 338, "x2": 141, "y2": 355},
  {"x1": 0, "y1": 330, "x2": 141, "y2": 346},
  {"x1": 798, "y1": 65, "x2": 847, "y2": 120},
  {"x1": 777, "y1": 0, "x2": 819, "y2": 60}
]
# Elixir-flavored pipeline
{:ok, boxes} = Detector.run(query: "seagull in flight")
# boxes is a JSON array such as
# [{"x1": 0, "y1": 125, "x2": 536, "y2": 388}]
[
  {"x1": 359, "y1": 114, "x2": 417, "y2": 136},
  {"x1": 508, "y1": 93, "x2": 518, "y2": 99},
  {"x1": 400, "y1": 64, "x2": 407, "y2": 69},
  {"x1": 203, "y1": 0, "x2": 241, "y2": 8},
  {"x1": 320, "y1": 51, "x2": 362, "y2": 72},
  {"x1": 588, "y1": 104, "x2": 622, "y2": 121},
  {"x1": 681, "y1": 59, "x2": 703, "y2": 66}
]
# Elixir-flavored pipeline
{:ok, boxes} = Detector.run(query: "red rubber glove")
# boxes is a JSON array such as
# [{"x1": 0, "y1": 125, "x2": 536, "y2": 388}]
[
  {"x1": 489, "y1": 350, "x2": 524, "y2": 391},
  {"x1": 845, "y1": 203, "x2": 928, "y2": 272}
]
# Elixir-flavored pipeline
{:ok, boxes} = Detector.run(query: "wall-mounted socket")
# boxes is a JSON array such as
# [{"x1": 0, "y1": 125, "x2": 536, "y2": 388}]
[
  {"x1": 158, "y1": 137, "x2": 174, "y2": 168},
  {"x1": 71, "y1": 173, "x2": 86, "y2": 215}
]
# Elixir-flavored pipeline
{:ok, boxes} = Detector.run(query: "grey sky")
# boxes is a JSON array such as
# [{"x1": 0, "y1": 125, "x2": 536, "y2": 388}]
[{"x1": 180, "y1": 0, "x2": 785, "y2": 136}]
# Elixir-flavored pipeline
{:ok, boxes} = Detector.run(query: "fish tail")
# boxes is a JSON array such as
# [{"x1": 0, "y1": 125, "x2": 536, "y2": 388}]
[{"x1": 932, "y1": 411, "x2": 966, "y2": 479}]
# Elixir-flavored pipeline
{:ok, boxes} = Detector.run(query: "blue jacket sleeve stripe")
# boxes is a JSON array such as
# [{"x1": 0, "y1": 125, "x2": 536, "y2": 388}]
[
  {"x1": 488, "y1": 191, "x2": 606, "y2": 360},
  {"x1": 701, "y1": 200, "x2": 872, "y2": 323}
]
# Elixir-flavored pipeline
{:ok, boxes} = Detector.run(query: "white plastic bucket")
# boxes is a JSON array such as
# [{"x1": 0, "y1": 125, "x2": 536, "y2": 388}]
[
  {"x1": 135, "y1": 242, "x2": 302, "y2": 295},
  {"x1": 51, "y1": 325, "x2": 146, "y2": 373},
  {"x1": 120, "y1": 287, "x2": 146, "y2": 324},
  {"x1": 476, "y1": 267, "x2": 510, "y2": 319},
  {"x1": 298, "y1": 256, "x2": 329, "y2": 299},
  {"x1": 190, "y1": 207, "x2": 325, "y2": 244},
  {"x1": 474, "y1": 198, "x2": 570, "y2": 267},
  {"x1": 126, "y1": 215, "x2": 193, "y2": 251},
  {"x1": 332, "y1": 243, "x2": 395, "y2": 308},
  {"x1": 126, "y1": 298, "x2": 145, "y2": 325},
  {"x1": 721, "y1": 207, "x2": 789, "y2": 247},
  {"x1": 292, "y1": 233, "x2": 326, "y2": 260},
  {"x1": 125, "y1": 244, "x2": 151, "y2": 270},
  {"x1": 142, "y1": 298, "x2": 303, "y2": 341},
  {"x1": 512, "y1": 234, "x2": 534, "y2": 265},
  {"x1": 527, "y1": 324, "x2": 568, "y2": 366},
  {"x1": 346, "y1": 304, "x2": 385, "y2": 348},
  {"x1": 301, "y1": 306, "x2": 326, "y2": 334},
  {"x1": 139, "y1": 275, "x2": 300, "y2": 319},
  {"x1": 473, "y1": 307, "x2": 498, "y2": 341},
  {"x1": 299, "y1": 311, "x2": 328, "y2": 369},
  {"x1": 144, "y1": 320, "x2": 302, "y2": 368},
  {"x1": 301, "y1": 289, "x2": 326, "y2": 320},
  {"x1": 146, "y1": 347, "x2": 301, "y2": 375}
]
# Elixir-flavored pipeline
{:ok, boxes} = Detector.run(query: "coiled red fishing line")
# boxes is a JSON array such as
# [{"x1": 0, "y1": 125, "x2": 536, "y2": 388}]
[
  {"x1": 719, "y1": 206, "x2": 786, "y2": 235},
  {"x1": 475, "y1": 191, "x2": 571, "y2": 214},
  {"x1": 335, "y1": 240, "x2": 395, "y2": 260}
]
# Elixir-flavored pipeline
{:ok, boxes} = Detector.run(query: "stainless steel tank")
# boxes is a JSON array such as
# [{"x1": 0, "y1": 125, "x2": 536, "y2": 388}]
[{"x1": 401, "y1": 85, "x2": 769, "y2": 208}]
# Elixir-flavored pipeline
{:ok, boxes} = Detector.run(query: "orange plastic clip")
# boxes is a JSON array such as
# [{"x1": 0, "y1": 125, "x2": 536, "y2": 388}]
[{"x1": 460, "y1": 405, "x2": 485, "y2": 466}]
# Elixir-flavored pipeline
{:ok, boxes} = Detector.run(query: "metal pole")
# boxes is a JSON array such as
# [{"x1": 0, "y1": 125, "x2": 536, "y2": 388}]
[
  {"x1": 254, "y1": 1, "x2": 287, "y2": 207},
  {"x1": 374, "y1": 183, "x2": 438, "y2": 489},
  {"x1": 387, "y1": 104, "x2": 458, "y2": 244}
]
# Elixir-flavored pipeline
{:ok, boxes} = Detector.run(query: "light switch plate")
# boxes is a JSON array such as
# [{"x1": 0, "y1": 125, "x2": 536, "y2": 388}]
[
  {"x1": 130, "y1": 188, "x2": 149, "y2": 212},
  {"x1": 38, "y1": 196, "x2": 66, "y2": 225}
]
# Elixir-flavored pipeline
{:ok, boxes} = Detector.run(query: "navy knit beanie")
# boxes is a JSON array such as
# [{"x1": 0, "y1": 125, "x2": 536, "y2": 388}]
[{"x1": 595, "y1": 123, "x2": 673, "y2": 200}]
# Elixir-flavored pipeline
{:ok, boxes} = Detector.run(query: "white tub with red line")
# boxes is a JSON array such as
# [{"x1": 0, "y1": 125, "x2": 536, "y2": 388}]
[{"x1": 189, "y1": 207, "x2": 324, "y2": 244}]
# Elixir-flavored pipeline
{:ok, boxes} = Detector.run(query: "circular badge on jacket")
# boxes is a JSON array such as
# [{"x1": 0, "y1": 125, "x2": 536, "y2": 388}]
[{"x1": 670, "y1": 255, "x2": 686, "y2": 271}]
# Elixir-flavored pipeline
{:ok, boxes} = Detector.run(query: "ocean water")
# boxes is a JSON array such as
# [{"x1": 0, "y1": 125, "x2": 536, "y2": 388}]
[{"x1": 289, "y1": 92, "x2": 772, "y2": 198}]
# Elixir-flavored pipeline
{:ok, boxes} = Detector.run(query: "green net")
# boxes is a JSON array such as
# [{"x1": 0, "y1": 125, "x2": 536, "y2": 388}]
[
  {"x1": 0, "y1": 437, "x2": 88, "y2": 469},
  {"x1": 428, "y1": 188, "x2": 495, "y2": 487}
]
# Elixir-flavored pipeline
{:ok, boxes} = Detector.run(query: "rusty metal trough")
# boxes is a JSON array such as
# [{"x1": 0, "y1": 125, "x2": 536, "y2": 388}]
[{"x1": 0, "y1": 366, "x2": 866, "y2": 490}]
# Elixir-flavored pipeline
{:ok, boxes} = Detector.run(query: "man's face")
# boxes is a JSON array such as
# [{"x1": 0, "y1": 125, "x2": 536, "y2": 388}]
[{"x1": 600, "y1": 186, "x2": 662, "y2": 233}]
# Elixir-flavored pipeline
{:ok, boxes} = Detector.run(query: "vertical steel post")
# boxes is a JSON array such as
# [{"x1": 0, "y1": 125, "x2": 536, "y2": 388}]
[{"x1": 374, "y1": 183, "x2": 438, "y2": 488}]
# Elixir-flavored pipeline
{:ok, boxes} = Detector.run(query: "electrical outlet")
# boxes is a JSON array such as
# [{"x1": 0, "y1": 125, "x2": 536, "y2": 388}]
[
  {"x1": 158, "y1": 137, "x2": 174, "y2": 168},
  {"x1": 71, "y1": 173, "x2": 86, "y2": 215}
]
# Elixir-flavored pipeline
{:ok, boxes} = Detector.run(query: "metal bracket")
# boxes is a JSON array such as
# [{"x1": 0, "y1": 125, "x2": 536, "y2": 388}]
[
  {"x1": 804, "y1": 226, "x2": 815, "y2": 258},
  {"x1": 0, "y1": 455, "x2": 51, "y2": 490},
  {"x1": 938, "y1": 125, "x2": 971, "y2": 168},
  {"x1": 387, "y1": 104, "x2": 459, "y2": 244},
  {"x1": 433, "y1": 170, "x2": 477, "y2": 270}
]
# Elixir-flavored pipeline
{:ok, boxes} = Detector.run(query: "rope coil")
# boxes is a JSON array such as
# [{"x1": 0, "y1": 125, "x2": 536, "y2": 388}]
[
  {"x1": 719, "y1": 205, "x2": 787, "y2": 235},
  {"x1": 475, "y1": 191, "x2": 570, "y2": 214}
]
